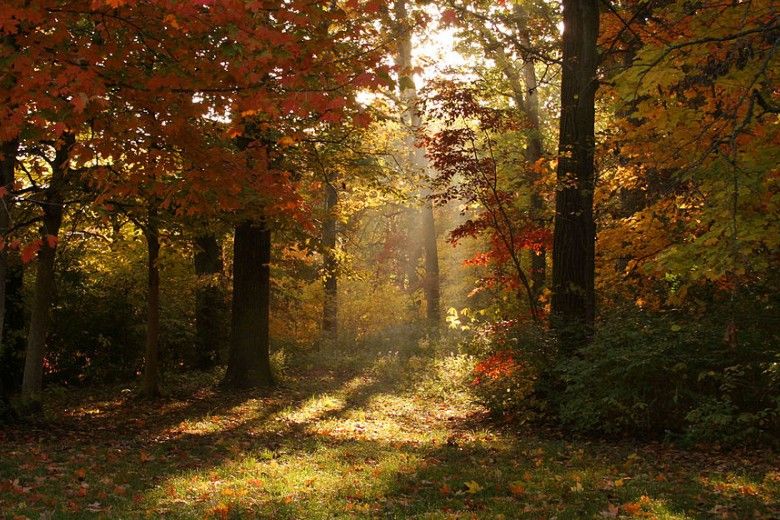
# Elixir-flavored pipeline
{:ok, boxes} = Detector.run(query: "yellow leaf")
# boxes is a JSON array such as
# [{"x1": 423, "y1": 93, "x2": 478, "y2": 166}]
[
  {"x1": 278, "y1": 135, "x2": 295, "y2": 147},
  {"x1": 464, "y1": 480, "x2": 483, "y2": 494},
  {"x1": 614, "y1": 478, "x2": 625, "y2": 488}
]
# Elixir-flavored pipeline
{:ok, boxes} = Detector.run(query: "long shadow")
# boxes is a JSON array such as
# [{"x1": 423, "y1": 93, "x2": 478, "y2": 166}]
[{"x1": 6, "y1": 345, "x2": 776, "y2": 519}]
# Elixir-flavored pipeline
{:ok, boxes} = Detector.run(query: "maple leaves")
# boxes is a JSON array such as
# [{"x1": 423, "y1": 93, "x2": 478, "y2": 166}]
[{"x1": 595, "y1": 0, "x2": 780, "y2": 308}]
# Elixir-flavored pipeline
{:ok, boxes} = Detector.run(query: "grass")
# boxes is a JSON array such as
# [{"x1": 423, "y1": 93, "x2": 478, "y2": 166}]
[{"x1": 0, "y1": 344, "x2": 777, "y2": 519}]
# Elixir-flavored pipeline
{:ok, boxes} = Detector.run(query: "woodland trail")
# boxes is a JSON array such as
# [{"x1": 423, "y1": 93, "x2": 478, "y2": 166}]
[{"x1": 1, "y1": 347, "x2": 778, "y2": 519}]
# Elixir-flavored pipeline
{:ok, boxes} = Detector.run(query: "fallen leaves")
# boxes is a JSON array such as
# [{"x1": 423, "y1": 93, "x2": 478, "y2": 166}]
[
  {"x1": 508, "y1": 481, "x2": 526, "y2": 497},
  {"x1": 0, "y1": 364, "x2": 777, "y2": 520},
  {"x1": 463, "y1": 480, "x2": 483, "y2": 494}
]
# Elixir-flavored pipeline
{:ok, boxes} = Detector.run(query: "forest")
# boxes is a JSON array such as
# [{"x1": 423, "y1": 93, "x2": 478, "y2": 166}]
[{"x1": 0, "y1": 0, "x2": 778, "y2": 518}]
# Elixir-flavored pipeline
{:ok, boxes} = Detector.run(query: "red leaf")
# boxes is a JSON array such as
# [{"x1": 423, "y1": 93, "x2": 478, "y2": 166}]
[{"x1": 21, "y1": 240, "x2": 42, "y2": 264}]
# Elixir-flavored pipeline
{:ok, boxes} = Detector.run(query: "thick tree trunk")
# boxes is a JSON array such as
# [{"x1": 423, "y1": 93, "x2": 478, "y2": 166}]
[
  {"x1": 551, "y1": 0, "x2": 599, "y2": 350},
  {"x1": 322, "y1": 179, "x2": 338, "y2": 342},
  {"x1": 223, "y1": 220, "x2": 273, "y2": 389},
  {"x1": 21, "y1": 133, "x2": 74, "y2": 406},
  {"x1": 395, "y1": 0, "x2": 441, "y2": 327},
  {"x1": 141, "y1": 203, "x2": 161, "y2": 398},
  {"x1": 193, "y1": 234, "x2": 224, "y2": 369}
]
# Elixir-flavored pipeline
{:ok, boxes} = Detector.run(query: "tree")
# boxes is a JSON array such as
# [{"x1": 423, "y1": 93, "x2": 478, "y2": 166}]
[
  {"x1": 550, "y1": 0, "x2": 599, "y2": 349},
  {"x1": 423, "y1": 80, "x2": 543, "y2": 321},
  {"x1": 193, "y1": 233, "x2": 225, "y2": 369},
  {"x1": 224, "y1": 219, "x2": 274, "y2": 388},
  {"x1": 21, "y1": 133, "x2": 75, "y2": 406},
  {"x1": 393, "y1": 0, "x2": 441, "y2": 328},
  {"x1": 441, "y1": 0, "x2": 559, "y2": 298},
  {"x1": 322, "y1": 175, "x2": 339, "y2": 343}
]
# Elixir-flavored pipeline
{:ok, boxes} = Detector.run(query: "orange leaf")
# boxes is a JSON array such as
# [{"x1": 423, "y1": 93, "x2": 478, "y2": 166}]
[
  {"x1": 508, "y1": 482, "x2": 526, "y2": 497},
  {"x1": 139, "y1": 450, "x2": 154, "y2": 462}
]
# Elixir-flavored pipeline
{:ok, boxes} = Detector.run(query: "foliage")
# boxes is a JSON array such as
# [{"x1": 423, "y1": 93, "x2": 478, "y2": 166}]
[
  {"x1": 44, "y1": 232, "x2": 203, "y2": 385},
  {"x1": 557, "y1": 306, "x2": 779, "y2": 446},
  {"x1": 460, "y1": 316, "x2": 556, "y2": 419}
]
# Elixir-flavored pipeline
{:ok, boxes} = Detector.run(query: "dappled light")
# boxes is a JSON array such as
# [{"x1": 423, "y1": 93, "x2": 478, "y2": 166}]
[{"x1": 1, "y1": 0, "x2": 777, "y2": 518}]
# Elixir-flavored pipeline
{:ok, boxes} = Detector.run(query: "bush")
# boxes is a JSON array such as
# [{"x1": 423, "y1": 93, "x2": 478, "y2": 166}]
[
  {"x1": 557, "y1": 308, "x2": 779, "y2": 445},
  {"x1": 466, "y1": 320, "x2": 556, "y2": 418}
]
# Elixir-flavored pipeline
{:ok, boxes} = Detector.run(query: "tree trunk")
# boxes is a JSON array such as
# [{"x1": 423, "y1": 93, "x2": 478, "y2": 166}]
[
  {"x1": 0, "y1": 138, "x2": 18, "y2": 346},
  {"x1": 0, "y1": 139, "x2": 18, "y2": 418},
  {"x1": 515, "y1": 6, "x2": 548, "y2": 297},
  {"x1": 395, "y1": 0, "x2": 441, "y2": 327},
  {"x1": 193, "y1": 234, "x2": 224, "y2": 369},
  {"x1": 223, "y1": 220, "x2": 273, "y2": 389},
  {"x1": 21, "y1": 133, "x2": 74, "y2": 406},
  {"x1": 322, "y1": 179, "x2": 338, "y2": 343},
  {"x1": 1, "y1": 259, "x2": 24, "y2": 398},
  {"x1": 421, "y1": 200, "x2": 440, "y2": 325},
  {"x1": 141, "y1": 203, "x2": 161, "y2": 398},
  {"x1": 551, "y1": 0, "x2": 599, "y2": 350}
]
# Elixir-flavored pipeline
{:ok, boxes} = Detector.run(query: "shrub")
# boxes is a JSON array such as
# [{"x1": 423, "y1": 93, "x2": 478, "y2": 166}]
[
  {"x1": 466, "y1": 320, "x2": 555, "y2": 418},
  {"x1": 557, "y1": 307, "x2": 779, "y2": 445}
]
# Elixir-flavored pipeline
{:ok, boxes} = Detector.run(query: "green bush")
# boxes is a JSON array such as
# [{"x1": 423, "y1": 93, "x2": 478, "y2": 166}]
[{"x1": 557, "y1": 308, "x2": 779, "y2": 445}]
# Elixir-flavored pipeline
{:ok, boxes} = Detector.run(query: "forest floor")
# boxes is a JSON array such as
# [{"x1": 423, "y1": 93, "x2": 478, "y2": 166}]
[{"x1": 0, "y1": 344, "x2": 778, "y2": 519}]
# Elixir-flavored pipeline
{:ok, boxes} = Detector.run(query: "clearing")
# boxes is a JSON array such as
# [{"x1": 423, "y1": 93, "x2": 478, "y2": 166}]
[{"x1": 1, "y1": 346, "x2": 778, "y2": 519}]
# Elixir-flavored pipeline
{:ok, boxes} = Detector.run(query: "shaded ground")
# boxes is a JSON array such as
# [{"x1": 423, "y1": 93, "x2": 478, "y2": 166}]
[{"x1": 1, "y1": 348, "x2": 777, "y2": 519}]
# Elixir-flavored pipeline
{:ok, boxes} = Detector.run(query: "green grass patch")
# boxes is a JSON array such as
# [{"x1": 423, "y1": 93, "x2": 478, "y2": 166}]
[{"x1": 1, "y1": 347, "x2": 777, "y2": 519}]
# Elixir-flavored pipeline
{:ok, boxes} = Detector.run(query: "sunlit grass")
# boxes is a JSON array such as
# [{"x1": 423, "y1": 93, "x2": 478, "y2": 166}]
[{"x1": 1, "y1": 348, "x2": 777, "y2": 519}]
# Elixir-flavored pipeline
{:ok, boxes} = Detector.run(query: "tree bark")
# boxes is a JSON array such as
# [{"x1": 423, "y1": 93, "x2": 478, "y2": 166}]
[
  {"x1": 141, "y1": 203, "x2": 161, "y2": 398},
  {"x1": 0, "y1": 138, "x2": 18, "y2": 346},
  {"x1": 193, "y1": 234, "x2": 224, "y2": 369},
  {"x1": 0, "y1": 258, "x2": 24, "y2": 398},
  {"x1": 395, "y1": 0, "x2": 441, "y2": 327},
  {"x1": 551, "y1": 0, "x2": 599, "y2": 350},
  {"x1": 21, "y1": 133, "x2": 74, "y2": 406},
  {"x1": 322, "y1": 178, "x2": 338, "y2": 342},
  {"x1": 223, "y1": 220, "x2": 273, "y2": 389},
  {"x1": 514, "y1": 5, "x2": 548, "y2": 297},
  {"x1": 0, "y1": 139, "x2": 18, "y2": 417}
]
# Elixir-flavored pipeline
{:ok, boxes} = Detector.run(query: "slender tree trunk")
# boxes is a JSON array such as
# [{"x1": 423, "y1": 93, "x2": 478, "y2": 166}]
[
  {"x1": 395, "y1": 0, "x2": 441, "y2": 327},
  {"x1": 0, "y1": 139, "x2": 18, "y2": 417},
  {"x1": 421, "y1": 200, "x2": 440, "y2": 325},
  {"x1": 0, "y1": 138, "x2": 18, "y2": 345},
  {"x1": 1, "y1": 259, "x2": 24, "y2": 397},
  {"x1": 223, "y1": 220, "x2": 273, "y2": 389},
  {"x1": 193, "y1": 234, "x2": 224, "y2": 369},
  {"x1": 21, "y1": 133, "x2": 74, "y2": 406},
  {"x1": 141, "y1": 203, "x2": 161, "y2": 397},
  {"x1": 322, "y1": 179, "x2": 338, "y2": 342},
  {"x1": 514, "y1": 6, "x2": 548, "y2": 297},
  {"x1": 551, "y1": 0, "x2": 599, "y2": 350}
]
